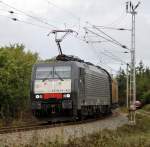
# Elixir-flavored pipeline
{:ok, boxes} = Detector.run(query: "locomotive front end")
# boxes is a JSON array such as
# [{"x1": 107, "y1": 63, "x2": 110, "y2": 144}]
[{"x1": 31, "y1": 64, "x2": 73, "y2": 120}]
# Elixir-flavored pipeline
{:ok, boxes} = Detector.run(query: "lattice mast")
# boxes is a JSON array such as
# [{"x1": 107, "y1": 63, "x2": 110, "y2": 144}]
[{"x1": 126, "y1": 1, "x2": 140, "y2": 123}]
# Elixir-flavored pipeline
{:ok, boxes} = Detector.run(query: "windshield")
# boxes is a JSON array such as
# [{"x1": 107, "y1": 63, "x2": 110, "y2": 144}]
[
  {"x1": 35, "y1": 66, "x2": 71, "y2": 79},
  {"x1": 36, "y1": 67, "x2": 53, "y2": 79},
  {"x1": 54, "y1": 66, "x2": 71, "y2": 79}
]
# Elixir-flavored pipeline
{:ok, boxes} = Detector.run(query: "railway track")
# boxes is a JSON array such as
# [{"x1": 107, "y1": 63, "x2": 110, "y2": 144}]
[{"x1": 0, "y1": 111, "x2": 118, "y2": 134}]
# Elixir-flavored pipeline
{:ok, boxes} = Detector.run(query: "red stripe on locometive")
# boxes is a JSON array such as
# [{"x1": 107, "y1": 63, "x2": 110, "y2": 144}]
[{"x1": 43, "y1": 93, "x2": 63, "y2": 99}]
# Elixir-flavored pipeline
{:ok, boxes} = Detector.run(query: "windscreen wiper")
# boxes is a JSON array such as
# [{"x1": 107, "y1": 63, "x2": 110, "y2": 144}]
[
  {"x1": 54, "y1": 71, "x2": 64, "y2": 81},
  {"x1": 42, "y1": 71, "x2": 52, "y2": 82}
]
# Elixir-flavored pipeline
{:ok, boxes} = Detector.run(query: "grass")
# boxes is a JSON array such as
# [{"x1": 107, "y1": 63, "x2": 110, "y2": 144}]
[
  {"x1": 21, "y1": 113, "x2": 150, "y2": 147},
  {"x1": 119, "y1": 106, "x2": 128, "y2": 113},
  {"x1": 64, "y1": 105, "x2": 150, "y2": 147},
  {"x1": 0, "y1": 118, "x2": 31, "y2": 127},
  {"x1": 0, "y1": 113, "x2": 37, "y2": 128},
  {"x1": 63, "y1": 114, "x2": 150, "y2": 147},
  {"x1": 142, "y1": 104, "x2": 150, "y2": 112},
  {"x1": 1, "y1": 105, "x2": 150, "y2": 147}
]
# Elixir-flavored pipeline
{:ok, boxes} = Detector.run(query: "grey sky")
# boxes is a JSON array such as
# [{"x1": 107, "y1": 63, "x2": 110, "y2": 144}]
[{"x1": 0, "y1": 0, "x2": 149, "y2": 74}]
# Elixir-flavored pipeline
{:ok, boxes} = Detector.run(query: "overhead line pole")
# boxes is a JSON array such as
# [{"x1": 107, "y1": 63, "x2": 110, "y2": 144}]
[{"x1": 126, "y1": 1, "x2": 140, "y2": 124}]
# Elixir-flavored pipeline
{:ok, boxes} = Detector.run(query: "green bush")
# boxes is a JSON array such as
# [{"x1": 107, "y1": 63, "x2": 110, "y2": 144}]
[
  {"x1": 142, "y1": 91, "x2": 150, "y2": 104},
  {"x1": 0, "y1": 44, "x2": 38, "y2": 121},
  {"x1": 142, "y1": 104, "x2": 150, "y2": 111}
]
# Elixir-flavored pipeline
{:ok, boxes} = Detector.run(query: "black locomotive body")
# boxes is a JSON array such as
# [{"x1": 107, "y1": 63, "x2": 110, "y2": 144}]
[{"x1": 30, "y1": 57, "x2": 112, "y2": 121}]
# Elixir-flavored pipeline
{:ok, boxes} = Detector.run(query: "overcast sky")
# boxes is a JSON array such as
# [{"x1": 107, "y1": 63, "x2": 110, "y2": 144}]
[{"x1": 0, "y1": 0, "x2": 149, "y2": 74}]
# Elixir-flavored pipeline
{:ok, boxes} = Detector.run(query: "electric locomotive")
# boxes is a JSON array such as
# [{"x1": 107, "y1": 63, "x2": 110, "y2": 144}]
[{"x1": 30, "y1": 55, "x2": 114, "y2": 121}]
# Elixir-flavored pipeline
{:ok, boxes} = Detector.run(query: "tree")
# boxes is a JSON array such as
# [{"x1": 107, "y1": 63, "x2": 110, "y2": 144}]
[
  {"x1": 116, "y1": 68, "x2": 126, "y2": 105},
  {"x1": 0, "y1": 44, "x2": 38, "y2": 120},
  {"x1": 136, "y1": 61, "x2": 150, "y2": 103},
  {"x1": 116, "y1": 61, "x2": 150, "y2": 106}
]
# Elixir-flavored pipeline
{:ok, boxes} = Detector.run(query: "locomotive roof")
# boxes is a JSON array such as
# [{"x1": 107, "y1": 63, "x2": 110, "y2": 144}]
[
  {"x1": 33, "y1": 54, "x2": 111, "y2": 79},
  {"x1": 34, "y1": 60, "x2": 111, "y2": 78}
]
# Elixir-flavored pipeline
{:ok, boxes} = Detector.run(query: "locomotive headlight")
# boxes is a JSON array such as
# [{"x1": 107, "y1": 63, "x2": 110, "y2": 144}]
[
  {"x1": 35, "y1": 95, "x2": 40, "y2": 99},
  {"x1": 63, "y1": 93, "x2": 71, "y2": 98},
  {"x1": 66, "y1": 94, "x2": 70, "y2": 98}
]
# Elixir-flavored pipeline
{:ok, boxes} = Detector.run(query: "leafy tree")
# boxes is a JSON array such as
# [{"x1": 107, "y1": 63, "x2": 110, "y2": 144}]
[
  {"x1": 116, "y1": 61, "x2": 150, "y2": 105},
  {"x1": 116, "y1": 68, "x2": 126, "y2": 105},
  {"x1": 141, "y1": 91, "x2": 150, "y2": 104},
  {"x1": 0, "y1": 44, "x2": 38, "y2": 120},
  {"x1": 136, "y1": 61, "x2": 150, "y2": 101},
  {"x1": 136, "y1": 60, "x2": 145, "y2": 76}
]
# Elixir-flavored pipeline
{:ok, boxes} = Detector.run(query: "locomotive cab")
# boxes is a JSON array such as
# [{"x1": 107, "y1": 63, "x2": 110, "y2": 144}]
[{"x1": 31, "y1": 63, "x2": 74, "y2": 121}]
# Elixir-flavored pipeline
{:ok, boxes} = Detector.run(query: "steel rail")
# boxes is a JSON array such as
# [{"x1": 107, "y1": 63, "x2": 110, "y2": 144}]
[{"x1": 0, "y1": 111, "x2": 118, "y2": 134}]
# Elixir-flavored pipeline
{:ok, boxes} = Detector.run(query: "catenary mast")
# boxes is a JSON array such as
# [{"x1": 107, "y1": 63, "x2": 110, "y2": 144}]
[{"x1": 126, "y1": 1, "x2": 140, "y2": 124}]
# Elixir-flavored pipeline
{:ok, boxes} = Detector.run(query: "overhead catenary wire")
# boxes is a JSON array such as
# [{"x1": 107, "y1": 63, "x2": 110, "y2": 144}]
[
  {"x1": 99, "y1": 61, "x2": 119, "y2": 73},
  {"x1": 94, "y1": 25, "x2": 131, "y2": 31},
  {"x1": 45, "y1": 0, "x2": 80, "y2": 21},
  {"x1": 86, "y1": 39, "x2": 128, "y2": 75},
  {"x1": 0, "y1": 8, "x2": 10, "y2": 12},
  {"x1": 0, "y1": 14, "x2": 51, "y2": 30},
  {"x1": 104, "y1": 49, "x2": 128, "y2": 64},
  {"x1": 42, "y1": 0, "x2": 131, "y2": 55},
  {"x1": 0, "y1": 8, "x2": 27, "y2": 17},
  {"x1": 93, "y1": 46, "x2": 127, "y2": 65},
  {"x1": 84, "y1": 27, "x2": 119, "y2": 45},
  {"x1": 44, "y1": 0, "x2": 82, "y2": 33},
  {"x1": 84, "y1": 27, "x2": 129, "y2": 51},
  {"x1": 44, "y1": 0, "x2": 128, "y2": 34},
  {"x1": 83, "y1": 24, "x2": 130, "y2": 64},
  {"x1": 83, "y1": 29, "x2": 109, "y2": 43},
  {"x1": 73, "y1": 33, "x2": 127, "y2": 67},
  {"x1": 71, "y1": 32, "x2": 121, "y2": 73},
  {"x1": 100, "y1": 51, "x2": 127, "y2": 65},
  {"x1": 0, "y1": 0, "x2": 130, "y2": 75},
  {"x1": 89, "y1": 40, "x2": 130, "y2": 69},
  {"x1": 73, "y1": 26, "x2": 128, "y2": 64},
  {"x1": 44, "y1": 0, "x2": 131, "y2": 49},
  {"x1": 0, "y1": 0, "x2": 130, "y2": 48},
  {"x1": 89, "y1": 43, "x2": 122, "y2": 73},
  {"x1": 98, "y1": 57, "x2": 119, "y2": 74},
  {"x1": 92, "y1": 25, "x2": 129, "y2": 50},
  {"x1": 0, "y1": 1, "x2": 57, "y2": 29},
  {"x1": 12, "y1": 18, "x2": 51, "y2": 30},
  {"x1": 0, "y1": 0, "x2": 130, "y2": 46},
  {"x1": 93, "y1": 47, "x2": 119, "y2": 73},
  {"x1": 105, "y1": 12, "x2": 128, "y2": 27}
]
